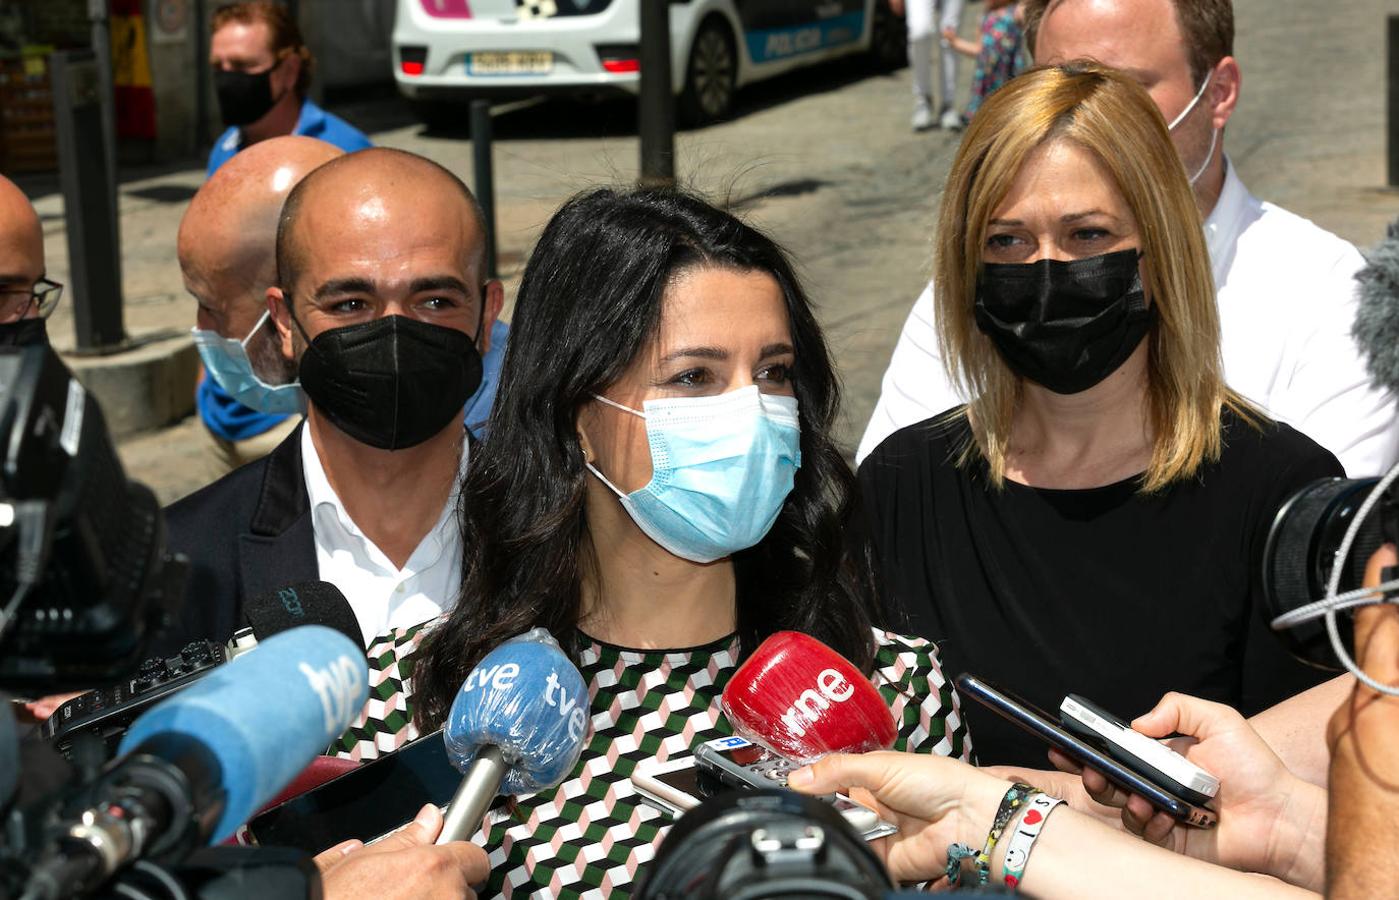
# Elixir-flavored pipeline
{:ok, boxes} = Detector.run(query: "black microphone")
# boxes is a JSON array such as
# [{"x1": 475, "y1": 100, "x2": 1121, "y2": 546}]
[
  {"x1": 240, "y1": 580, "x2": 362, "y2": 650},
  {"x1": 1353, "y1": 217, "x2": 1399, "y2": 395},
  {"x1": 44, "y1": 581, "x2": 364, "y2": 752}
]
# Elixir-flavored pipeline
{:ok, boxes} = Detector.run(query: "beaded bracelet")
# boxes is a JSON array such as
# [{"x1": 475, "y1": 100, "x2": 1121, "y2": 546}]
[
  {"x1": 1001, "y1": 792, "x2": 1064, "y2": 890},
  {"x1": 944, "y1": 782, "x2": 1037, "y2": 887}
]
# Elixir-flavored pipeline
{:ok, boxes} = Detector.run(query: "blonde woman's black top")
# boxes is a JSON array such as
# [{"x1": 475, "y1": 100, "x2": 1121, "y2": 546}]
[{"x1": 858, "y1": 406, "x2": 1342, "y2": 767}]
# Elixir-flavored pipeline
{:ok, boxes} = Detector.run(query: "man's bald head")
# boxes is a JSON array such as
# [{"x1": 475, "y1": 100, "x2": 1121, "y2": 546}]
[
  {"x1": 180, "y1": 135, "x2": 343, "y2": 340},
  {"x1": 0, "y1": 174, "x2": 45, "y2": 304},
  {"x1": 275, "y1": 147, "x2": 487, "y2": 300}
]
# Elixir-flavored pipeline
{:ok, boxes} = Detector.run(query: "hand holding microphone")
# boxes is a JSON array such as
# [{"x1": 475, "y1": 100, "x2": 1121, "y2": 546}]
[
  {"x1": 316, "y1": 804, "x2": 490, "y2": 900},
  {"x1": 721, "y1": 630, "x2": 897, "y2": 761},
  {"x1": 436, "y1": 628, "x2": 590, "y2": 843}
]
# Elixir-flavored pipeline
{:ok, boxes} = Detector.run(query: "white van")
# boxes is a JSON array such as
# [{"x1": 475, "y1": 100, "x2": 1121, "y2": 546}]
[{"x1": 392, "y1": 0, "x2": 904, "y2": 126}]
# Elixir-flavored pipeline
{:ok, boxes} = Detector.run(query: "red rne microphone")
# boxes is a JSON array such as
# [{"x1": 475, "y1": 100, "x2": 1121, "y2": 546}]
[{"x1": 721, "y1": 631, "x2": 897, "y2": 761}]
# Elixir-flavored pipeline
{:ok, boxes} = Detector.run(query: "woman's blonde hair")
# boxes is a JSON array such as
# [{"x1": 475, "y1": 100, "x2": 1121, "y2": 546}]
[{"x1": 935, "y1": 62, "x2": 1249, "y2": 493}]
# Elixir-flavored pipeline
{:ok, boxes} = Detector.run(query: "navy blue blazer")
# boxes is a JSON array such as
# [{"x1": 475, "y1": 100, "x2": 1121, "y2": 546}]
[{"x1": 154, "y1": 424, "x2": 316, "y2": 657}]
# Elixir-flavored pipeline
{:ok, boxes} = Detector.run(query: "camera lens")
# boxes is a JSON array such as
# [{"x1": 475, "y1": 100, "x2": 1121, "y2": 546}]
[
  {"x1": 1262, "y1": 477, "x2": 1383, "y2": 668},
  {"x1": 636, "y1": 789, "x2": 891, "y2": 900}
]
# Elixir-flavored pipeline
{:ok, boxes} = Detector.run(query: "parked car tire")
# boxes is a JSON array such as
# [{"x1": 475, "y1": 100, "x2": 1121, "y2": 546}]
[{"x1": 678, "y1": 17, "x2": 737, "y2": 127}]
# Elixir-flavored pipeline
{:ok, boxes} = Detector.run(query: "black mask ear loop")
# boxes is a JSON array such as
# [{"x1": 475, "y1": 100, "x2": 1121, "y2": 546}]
[{"x1": 474, "y1": 283, "x2": 489, "y2": 354}]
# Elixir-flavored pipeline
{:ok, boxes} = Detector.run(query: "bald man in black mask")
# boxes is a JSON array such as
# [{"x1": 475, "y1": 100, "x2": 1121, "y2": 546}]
[{"x1": 160, "y1": 148, "x2": 503, "y2": 656}]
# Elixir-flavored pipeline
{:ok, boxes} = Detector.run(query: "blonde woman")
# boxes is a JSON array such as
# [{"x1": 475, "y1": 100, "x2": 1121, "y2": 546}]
[{"x1": 858, "y1": 62, "x2": 1340, "y2": 767}]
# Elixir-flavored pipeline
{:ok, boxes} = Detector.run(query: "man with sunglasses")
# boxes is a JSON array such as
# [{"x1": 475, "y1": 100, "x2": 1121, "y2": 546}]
[
  {"x1": 158, "y1": 148, "x2": 503, "y2": 662},
  {"x1": 0, "y1": 174, "x2": 61, "y2": 348},
  {"x1": 206, "y1": 1, "x2": 371, "y2": 177}
]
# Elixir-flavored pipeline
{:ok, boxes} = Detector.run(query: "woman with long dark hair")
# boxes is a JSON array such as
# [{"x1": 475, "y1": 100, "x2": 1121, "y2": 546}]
[{"x1": 409, "y1": 186, "x2": 971, "y2": 896}]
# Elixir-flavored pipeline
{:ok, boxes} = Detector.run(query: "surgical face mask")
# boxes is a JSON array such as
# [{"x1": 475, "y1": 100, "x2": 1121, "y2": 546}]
[
  {"x1": 975, "y1": 248, "x2": 1154, "y2": 395},
  {"x1": 585, "y1": 385, "x2": 802, "y2": 564},
  {"x1": 1166, "y1": 70, "x2": 1218, "y2": 186},
  {"x1": 213, "y1": 64, "x2": 279, "y2": 127},
  {"x1": 192, "y1": 311, "x2": 305, "y2": 415}
]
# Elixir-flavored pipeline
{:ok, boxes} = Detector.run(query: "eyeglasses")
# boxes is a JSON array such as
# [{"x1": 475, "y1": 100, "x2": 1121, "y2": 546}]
[{"x1": 0, "y1": 278, "x2": 63, "y2": 324}]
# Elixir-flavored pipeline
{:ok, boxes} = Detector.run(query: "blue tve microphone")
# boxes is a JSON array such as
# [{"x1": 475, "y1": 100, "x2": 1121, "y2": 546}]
[
  {"x1": 25, "y1": 626, "x2": 368, "y2": 899},
  {"x1": 119, "y1": 624, "x2": 369, "y2": 841},
  {"x1": 436, "y1": 628, "x2": 590, "y2": 843}
]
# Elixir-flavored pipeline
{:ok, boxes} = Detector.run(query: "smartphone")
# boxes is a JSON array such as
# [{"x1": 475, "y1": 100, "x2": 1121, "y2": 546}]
[
  {"x1": 632, "y1": 735, "x2": 897, "y2": 840},
  {"x1": 245, "y1": 731, "x2": 462, "y2": 854},
  {"x1": 956, "y1": 674, "x2": 1218, "y2": 828},
  {"x1": 1060, "y1": 694, "x2": 1219, "y2": 806}
]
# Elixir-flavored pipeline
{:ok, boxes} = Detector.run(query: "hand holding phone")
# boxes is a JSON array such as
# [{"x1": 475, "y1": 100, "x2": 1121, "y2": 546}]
[
  {"x1": 1060, "y1": 694, "x2": 1219, "y2": 806},
  {"x1": 957, "y1": 674, "x2": 1218, "y2": 828},
  {"x1": 1057, "y1": 690, "x2": 1327, "y2": 885},
  {"x1": 631, "y1": 736, "x2": 896, "y2": 840}
]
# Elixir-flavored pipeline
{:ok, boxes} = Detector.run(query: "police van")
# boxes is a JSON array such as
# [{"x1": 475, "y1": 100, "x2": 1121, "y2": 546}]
[{"x1": 393, "y1": 0, "x2": 904, "y2": 126}]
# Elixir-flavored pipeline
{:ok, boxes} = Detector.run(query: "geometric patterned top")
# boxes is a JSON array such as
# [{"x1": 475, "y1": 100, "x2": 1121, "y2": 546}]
[{"x1": 330, "y1": 625, "x2": 972, "y2": 898}]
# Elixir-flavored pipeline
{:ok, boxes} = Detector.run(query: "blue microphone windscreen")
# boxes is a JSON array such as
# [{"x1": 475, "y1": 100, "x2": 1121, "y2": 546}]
[
  {"x1": 118, "y1": 625, "x2": 369, "y2": 842},
  {"x1": 444, "y1": 628, "x2": 589, "y2": 794}
]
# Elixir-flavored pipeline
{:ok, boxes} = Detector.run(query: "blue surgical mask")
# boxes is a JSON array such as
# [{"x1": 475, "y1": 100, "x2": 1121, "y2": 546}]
[
  {"x1": 191, "y1": 311, "x2": 306, "y2": 415},
  {"x1": 585, "y1": 385, "x2": 802, "y2": 563}
]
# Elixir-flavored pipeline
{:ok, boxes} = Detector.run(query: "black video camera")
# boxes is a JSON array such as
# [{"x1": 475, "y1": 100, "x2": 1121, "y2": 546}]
[
  {"x1": 0, "y1": 343, "x2": 185, "y2": 690},
  {"x1": 1263, "y1": 474, "x2": 1399, "y2": 668}
]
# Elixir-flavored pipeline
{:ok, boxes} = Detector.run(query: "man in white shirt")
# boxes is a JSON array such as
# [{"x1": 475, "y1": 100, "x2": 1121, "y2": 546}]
[
  {"x1": 161, "y1": 148, "x2": 503, "y2": 653},
  {"x1": 857, "y1": 0, "x2": 1398, "y2": 476}
]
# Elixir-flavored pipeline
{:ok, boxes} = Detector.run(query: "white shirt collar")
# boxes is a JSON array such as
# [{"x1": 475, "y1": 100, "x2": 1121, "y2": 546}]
[
  {"x1": 300, "y1": 424, "x2": 469, "y2": 573},
  {"x1": 1203, "y1": 156, "x2": 1259, "y2": 280}
]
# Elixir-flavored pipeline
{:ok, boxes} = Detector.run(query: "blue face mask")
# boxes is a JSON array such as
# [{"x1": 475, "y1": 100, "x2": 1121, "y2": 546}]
[
  {"x1": 191, "y1": 311, "x2": 306, "y2": 415},
  {"x1": 585, "y1": 385, "x2": 802, "y2": 563}
]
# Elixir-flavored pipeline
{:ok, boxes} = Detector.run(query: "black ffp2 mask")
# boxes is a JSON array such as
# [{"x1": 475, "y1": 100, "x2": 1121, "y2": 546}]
[
  {"x1": 0, "y1": 317, "x2": 48, "y2": 348},
  {"x1": 296, "y1": 315, "x2": 484, "y2": 450},
  {"x1": 974, "y1": 249, "x2": 1154, "y2": 395},
  {"x1": 213, "y1": 66, "x2": 278, "y2": 127}
]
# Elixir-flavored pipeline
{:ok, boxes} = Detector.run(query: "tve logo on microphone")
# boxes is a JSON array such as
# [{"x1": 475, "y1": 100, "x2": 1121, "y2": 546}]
[
  {"x1": 458, "y1": 651, "x2": 588, "y2": 743},
  {"x1": 445, "y1": 628, "x2": 592, "y2": 794},
  {"x1": 780, "y1": 668, "x2": 855, "y2": 737},
  {"x1": 300, "y1": 653, "x2": 363, "y2": 734}
]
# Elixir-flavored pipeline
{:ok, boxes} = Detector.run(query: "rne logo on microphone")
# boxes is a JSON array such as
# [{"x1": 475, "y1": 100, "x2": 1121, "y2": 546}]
[
  {"x1": 779, "y1": 668, "x2": 855, "y2": 737},
  {"x1": 301, "y1": 655, "x2": 361, "y2": 733}
]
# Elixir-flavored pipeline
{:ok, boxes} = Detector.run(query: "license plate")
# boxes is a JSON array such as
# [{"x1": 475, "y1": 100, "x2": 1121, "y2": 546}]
[{"x1": 468, "y1": 51, "x2": 553, "y2": 75}]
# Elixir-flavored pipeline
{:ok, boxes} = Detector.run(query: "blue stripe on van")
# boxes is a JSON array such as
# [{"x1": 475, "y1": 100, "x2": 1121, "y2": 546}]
[{"x1": 743, "y1": 11, "x2": 865, "y2": 64}]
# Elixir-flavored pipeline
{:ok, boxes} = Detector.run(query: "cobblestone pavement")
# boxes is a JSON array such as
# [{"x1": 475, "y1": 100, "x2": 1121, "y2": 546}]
[{"x1": 19, "y1": 0, "x2": 1399, "y2": 503}]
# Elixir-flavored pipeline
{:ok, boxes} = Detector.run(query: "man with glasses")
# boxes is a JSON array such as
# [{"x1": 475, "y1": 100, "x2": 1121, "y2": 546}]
[
  {"x1": 206, "y1": 1, "x2": 371, "y2": 177},
  {"x1": 0, "y1": 174, "x2": 61, "y2": 347},
  {"x1": 158, "y1": 148, "x2": 503, "y2": 657}
]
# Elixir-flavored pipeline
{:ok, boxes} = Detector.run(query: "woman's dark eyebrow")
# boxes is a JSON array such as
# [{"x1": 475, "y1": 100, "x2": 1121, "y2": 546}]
[
  {"x1": 759, "y1": 342, "x2": 795, "y2": 359},
  {"x1": 661, "y1": 346, "x2": 727, "y2": 363}
]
